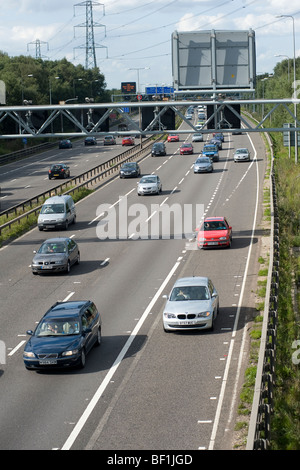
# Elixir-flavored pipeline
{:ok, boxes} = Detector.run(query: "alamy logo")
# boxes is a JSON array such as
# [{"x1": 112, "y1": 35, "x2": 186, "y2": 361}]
[{"x1": 95, "y1": 196, "x2": 204, "y2": 242}]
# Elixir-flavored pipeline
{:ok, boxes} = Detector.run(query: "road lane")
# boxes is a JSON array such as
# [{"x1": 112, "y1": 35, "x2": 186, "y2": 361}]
[{"x1": 0, "y1": 125, "x2": 267, "y2": 449}]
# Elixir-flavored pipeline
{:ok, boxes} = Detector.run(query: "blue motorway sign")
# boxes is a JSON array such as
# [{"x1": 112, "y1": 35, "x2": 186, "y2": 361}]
[{"x1": 145, "y1": 86, "x2": 174, "y2": 95}]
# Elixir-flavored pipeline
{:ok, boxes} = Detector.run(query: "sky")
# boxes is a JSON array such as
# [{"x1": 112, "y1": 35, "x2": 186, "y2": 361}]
[{"x1": 0, "y1": 0, "x2": 300, "y2": 92}]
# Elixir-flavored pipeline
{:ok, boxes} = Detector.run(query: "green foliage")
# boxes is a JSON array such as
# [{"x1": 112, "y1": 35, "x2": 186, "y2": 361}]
[{"x1": 0, "y1": 52, "x2": 110, "y2": 106}]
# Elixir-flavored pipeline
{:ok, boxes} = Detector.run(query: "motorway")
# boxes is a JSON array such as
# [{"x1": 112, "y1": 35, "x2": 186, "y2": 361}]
[{"x1": 0, "y1": 121, "x2": 267, "y2": 450}]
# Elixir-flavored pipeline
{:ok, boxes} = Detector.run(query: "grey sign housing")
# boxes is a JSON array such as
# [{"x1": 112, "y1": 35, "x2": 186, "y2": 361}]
[{"x1": 172, "y1": 29, "x2": 256, "y2": 91}]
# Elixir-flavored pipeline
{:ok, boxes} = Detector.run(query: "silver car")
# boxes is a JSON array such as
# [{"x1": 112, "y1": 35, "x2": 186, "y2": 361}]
[
  {"x1": 32, "y1": 238, "x2": 80, "y2": 275},
  {"x1": 194, "y1": 156, "x2": 213, "y2": 173},
  {"x1": 192, "y1": 132, "x2": 203, "y2": 142},
  {"x1": 162, "y1": 277, "x2": 219, "y2": 332},
  {"x1": 137, "y1": 175, "x2": 162, "y2": 195},
  {"x1": 233, "y1": 148, "x2": 250, "y2": 162}
]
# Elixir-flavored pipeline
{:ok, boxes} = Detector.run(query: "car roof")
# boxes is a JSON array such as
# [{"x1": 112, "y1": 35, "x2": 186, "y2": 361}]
[
  {"x1": 43, "y1": 195, "x2": 73, "y2": 204},
  {"x1": 41, "y1": 237, "x2": 70, "y2": 243},
  {"x1": 172, "y1": 277, "x2": 209, "y2": 287},
  {"x1": 45, "y1": 301, "x2": 89, "y2": 319}
]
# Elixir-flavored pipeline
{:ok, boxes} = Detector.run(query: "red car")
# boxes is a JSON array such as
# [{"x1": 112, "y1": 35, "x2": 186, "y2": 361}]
[
  {"x1": 180, "y1": 143, "x2": 193, "y2": 155},
  {"x1": 122, "y1": 136, "x2": 135, "y2": 146},
  {"x1": 167, "y1": 134, "x2": 179, "y2": 142},
  {"x1": 196, "y1": 216, "x2": 232, "y2": 249}
]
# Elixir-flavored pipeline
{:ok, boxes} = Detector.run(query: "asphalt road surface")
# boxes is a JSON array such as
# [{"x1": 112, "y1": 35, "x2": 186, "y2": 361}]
[{"x1": 0, "y1": 123, "x2": 267, "y2": 450}]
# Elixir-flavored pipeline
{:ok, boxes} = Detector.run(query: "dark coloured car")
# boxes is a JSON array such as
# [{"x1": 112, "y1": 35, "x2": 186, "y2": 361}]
[
  {"x1": 48, "y1": 163, "x2": 70, "y2": 180},
  {"x1": 210, "y1": 137, "x2": 222, "y2": 150},
  {"x1": 213, "y1": 132, "x2": 224, "y2": 142},
  {"x1": 84, "y1": 137, "x2": 97, "y2": 145},
  {"x1": 59, "y1": 139, "x2": 72, "y2": 149},
  {"x1": 151, "y1": 142, "x2": 166, "y2": 156},
  {"x1": 23, "y1": 300, "x2": 102, "y2": 370},
  {"x1": 31, "y1": 237, "x2": 80, "y2": 275},
  {"x1": 119, "y1": 162, "x2": 141, "y2": 178}
]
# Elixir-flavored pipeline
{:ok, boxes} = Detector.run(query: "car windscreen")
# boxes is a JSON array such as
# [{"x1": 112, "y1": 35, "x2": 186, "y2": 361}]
[
  {"x1": 122, "y1": 163, "x2": 135, "y2": 168},
  {"x1": 38, "y1": 242, "x2": 66, "y2": 254},
  {"x1": 140, "y1": 177, "x2": 156, "y2": 183},
  {"x1": 41, "y1": 204, "x2": 65, "y2": 214},
  {"x1": 35, "y1": 317, "x2": 80, "y2": 336},
  {"x1": 202, "y1": 222, "x2": 227, "y2": 230},
  {"x1": 170, "y1": 286, "x2": 209, "y2": 301}
]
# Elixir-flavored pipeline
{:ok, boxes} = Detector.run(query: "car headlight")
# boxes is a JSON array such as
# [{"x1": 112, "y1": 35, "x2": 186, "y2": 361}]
[
  {"x1": 62, "y1": 349, "x2": 79, "y2": 357},
  {"x1": 198, "y1": 237, "x2": 206, "y2": 241},
  {"x1": 164, "y1": 313, "x2": 176, "y2": 319},
  {"x1": 197, "y1": 311, "x2": 211, "y2": 318},
  {"x1": 23, "y1": 351, "x2": 35, "y2": 358},
  {"x1": 219, "y1": 236, "x2": 228, "y2": 240}
]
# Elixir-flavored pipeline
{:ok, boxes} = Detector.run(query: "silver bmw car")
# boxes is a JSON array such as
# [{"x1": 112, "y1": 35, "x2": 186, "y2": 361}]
[
  {"x1": 31, "y1": 238, "x2": 80, "y2": 275},
  {"x1": 162, "y1": 277, "x2": 219, "y2": 332}
]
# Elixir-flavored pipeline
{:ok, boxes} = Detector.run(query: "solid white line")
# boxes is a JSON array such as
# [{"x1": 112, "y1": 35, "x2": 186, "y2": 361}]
[{"x1": 61, "y1": 258, "x2": 181, "y2": 450}]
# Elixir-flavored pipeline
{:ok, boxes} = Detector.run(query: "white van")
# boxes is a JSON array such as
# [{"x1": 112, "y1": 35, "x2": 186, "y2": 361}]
[{"x1": 38, "y1": 195, "x2": 76, "y2": 231}]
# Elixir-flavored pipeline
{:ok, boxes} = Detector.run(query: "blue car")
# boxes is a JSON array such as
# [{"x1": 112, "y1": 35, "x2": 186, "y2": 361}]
[
  {"x1": 23, "y1": 301, "x2": 102, "y2": 370},
  {"x1": 202, "y1": 144, "x2": 219, "y2": 162}
]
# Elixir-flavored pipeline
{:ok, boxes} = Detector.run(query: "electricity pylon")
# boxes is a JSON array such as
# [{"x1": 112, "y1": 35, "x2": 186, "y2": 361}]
[
  {"x1": 74, "y1": 1, "x2": 107, "y2": 69},
  {"x1": 27, "y1": 39, "x2": 49, "y2": 59}
]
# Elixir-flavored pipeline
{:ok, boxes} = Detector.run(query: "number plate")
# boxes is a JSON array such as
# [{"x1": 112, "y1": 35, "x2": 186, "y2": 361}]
[
  {"x1": 39, "y1": 359, "x2": 57, "y2": 365},
  {"x1": 179, "y1": 321, "x2": 197, "y2": 325},
  {"x1": 42, "y1": 265, "x2": 52, "y2": 269},
  {"x1": 208, "y1": 241, "x2": 218, "y2": 245}
]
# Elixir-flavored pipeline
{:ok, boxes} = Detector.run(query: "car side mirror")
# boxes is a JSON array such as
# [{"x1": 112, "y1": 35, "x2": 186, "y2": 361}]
[
  {"x1": 26, "y1": 330, "x2": 33, "y2": 335},
  {"x1": 162, "y1": 294, "x2": 168, "y2": 299}
]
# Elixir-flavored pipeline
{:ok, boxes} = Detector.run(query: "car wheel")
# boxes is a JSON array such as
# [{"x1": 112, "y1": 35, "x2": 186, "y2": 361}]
[
  {"x1": 76, "y1": 252, "x2": 80, "y2": 265},
  {"x1": 38, "y1": 227, "x2": 43, "y2": 231},
  {"x1": 78, "y1": 349, "x2": 86, "y2": 369},
  {"x1": 66, "y1": 260, "x2": 71, "y2": 273},
  {"x1": 95, "y1": 327, "x2": 102, "y2": 346},
  {"x1": 64, "y1": 220, "x2": 68, "y2": 230}
]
